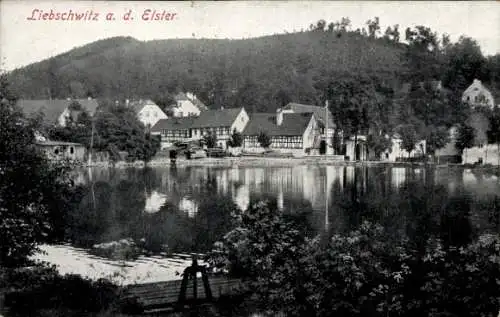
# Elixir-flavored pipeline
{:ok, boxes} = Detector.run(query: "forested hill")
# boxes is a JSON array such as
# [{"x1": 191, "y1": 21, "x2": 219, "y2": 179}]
[{"x1": 7, "y1": 31, "x2": 409, "y2": 112}]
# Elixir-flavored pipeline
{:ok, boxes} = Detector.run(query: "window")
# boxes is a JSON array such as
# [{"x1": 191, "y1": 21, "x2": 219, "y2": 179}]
[
  {"x1": 70, "y1": 147, "x2": 74, "y2": 154},
  {"x1": 54, "y1": 148, "x2": 59, "y2": 155}
]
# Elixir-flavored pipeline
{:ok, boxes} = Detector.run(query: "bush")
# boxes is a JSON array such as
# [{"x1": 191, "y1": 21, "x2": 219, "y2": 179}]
[
  {"x1": 3, "y1": 264, "x2": 120, "y2": 313},
  {"x1": 208, "y1": 201, "x2": 500, "y2": 317}
]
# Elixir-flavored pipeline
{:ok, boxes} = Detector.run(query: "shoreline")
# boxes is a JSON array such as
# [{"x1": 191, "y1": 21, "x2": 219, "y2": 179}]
[{"x1": 79, "y1": 156, "x2": 500, "y2": 175}]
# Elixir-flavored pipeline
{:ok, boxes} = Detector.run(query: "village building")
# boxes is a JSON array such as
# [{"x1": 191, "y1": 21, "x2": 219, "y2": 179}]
[
  {"x1": 279, "y1": 103, "x2": 335, "y2": 154},
  {"x1": 191, "y1": 107, "x2": 249, "y2": 149},
  {"x1": 17, "y1": 98, "x2": 99, "y2": 127},
  {"x1": 33, "y1": 132, "x2": 86, "y2": 162},
  {"x1": 462, "y1": 79, "x2": 496, "y2": 108},
  {"x1": 151, "y1": 117, "x2": 197, "y2": 149},
  {"x1": 35, "y1": 140, "x2": 86, "y2": 162},
  {"x1": 344, "y1": 134, "x2": 426, "y2": 162},
  {"x1": 167, "y1": 92, "x2": 208, "y2": 118},
  {"x1": 242, "y1": 112, "x2": 319, "y2": 157},
  {"x1": 127, "y1": 99, "x2": 168, "y2": 129},
  {"x1": 383, "y1": 134, "x2": 426, "y2": 161}
]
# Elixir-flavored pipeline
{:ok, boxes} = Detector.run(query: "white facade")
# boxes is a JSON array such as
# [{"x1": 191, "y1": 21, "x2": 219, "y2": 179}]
[
  {"x1": 462, "y1": 79, "x2": 495, "y2": 108},
  {"x1": 137, "y1": 103, "x2": 168, "y2": 128},
  {"x1": 462, "y1": 144, "x2": 500, "y2": 165},
  {"x1": 230, "y1": 109, "x2": 250, "y2": 135},
  {"x1": 384, "y1": 137, "x2": 427, "y2": 161},
  {"x1": 172, "y1": 99, "x2": 201, "y2": 117}
]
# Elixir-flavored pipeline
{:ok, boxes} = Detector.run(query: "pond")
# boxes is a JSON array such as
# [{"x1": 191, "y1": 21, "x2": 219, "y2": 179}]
[{"x1": 35, "y1": 165, "x2": 500, "y2": 284}]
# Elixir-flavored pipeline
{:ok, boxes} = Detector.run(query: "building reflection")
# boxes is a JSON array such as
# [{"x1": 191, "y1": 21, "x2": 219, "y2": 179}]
[{"x1": 144, "y1": 191, "x2": 167, "y2": 214}]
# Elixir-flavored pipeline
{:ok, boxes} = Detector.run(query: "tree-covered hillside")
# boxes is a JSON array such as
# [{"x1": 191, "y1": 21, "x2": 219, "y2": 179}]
[{"x1": 8, "y1": 27, "x2": 408, "y2": 112}]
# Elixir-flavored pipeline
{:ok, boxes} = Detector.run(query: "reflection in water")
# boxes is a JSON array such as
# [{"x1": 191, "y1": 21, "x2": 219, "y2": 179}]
[
  {"x1": 144, "y1": 191, "x2": 167, "y2": 214},
  {"x1": 66, "y1": 165, "x2": 500, "y2": 254}
]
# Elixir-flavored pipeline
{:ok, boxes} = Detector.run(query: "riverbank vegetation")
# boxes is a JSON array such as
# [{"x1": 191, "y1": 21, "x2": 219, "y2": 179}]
[{"x1": 208, "y1": 199, "x2": 500, "y2": 317}]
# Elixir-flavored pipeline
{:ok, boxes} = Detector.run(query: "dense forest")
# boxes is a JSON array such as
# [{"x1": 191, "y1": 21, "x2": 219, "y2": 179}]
[{"x1": 6, "y1": 18, "x2": 500, "y2": 154}]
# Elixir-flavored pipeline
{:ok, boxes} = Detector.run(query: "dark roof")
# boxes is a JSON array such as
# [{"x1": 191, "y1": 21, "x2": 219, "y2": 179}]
[
  {"x1": 128, "y1": 99, "x2": 157, "y2": 113},
  {"x1": 243, "y1": 112, "x2": 314, "y2": 136},
  {"x1": 282, "y1": 103, "x2": 335, "y2": 128},
  {"x1": 17, "y1": 99, "x2": 99, "y2": 124},
  {"x1": 191, "y1": 108, "x2": 244, "y2": 128},
  {"x1": 192, "y1": 98, "x2": 208, "y2": 111},
  {"x1": 151, "y1": 117, "x2": 196, "y2": 132}
]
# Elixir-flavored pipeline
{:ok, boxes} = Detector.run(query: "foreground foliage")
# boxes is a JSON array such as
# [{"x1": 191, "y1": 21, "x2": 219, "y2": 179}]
[
  {"x1": 0, "y1": 74, "x2": 76, "y2": 267},
  {"x1": 2, "y1": 264, "x2": 120, "y2": 313},
  {"x1": 208, "y1": 201, "x2": 500, "y2": 317}
]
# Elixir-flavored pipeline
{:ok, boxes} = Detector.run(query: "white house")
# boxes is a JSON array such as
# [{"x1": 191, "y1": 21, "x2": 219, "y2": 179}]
[
  {"x1": 128, "y1": 99, "x2": 168, "y2": 129},
  {"x1": 462, "y1": 79, "x2": 495, "y2": 108},
  {"x1": 169, "y1": 92, "x2": 208, "y2": 118},
  {"x1": 383, "y1": 134, "x2": 427, "y2": 161}
]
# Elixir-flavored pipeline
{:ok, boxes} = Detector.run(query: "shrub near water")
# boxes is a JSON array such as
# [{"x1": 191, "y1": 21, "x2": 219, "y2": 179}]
[
  {"x1": 4, "y1": 264, "x2": 120, "y2": 313},
  {"x1": 208, "y1": 201, "x2": 500, "y2": 317}
]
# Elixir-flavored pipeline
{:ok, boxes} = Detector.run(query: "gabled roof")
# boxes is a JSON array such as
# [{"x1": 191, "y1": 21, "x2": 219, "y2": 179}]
[
  {"x1": 243, "y1": 112, "x2": 314, "y2": 136},
  {"x1": 283, "y1": 103, "x2": 335, "y2": 129},
  {"x1": 191, "y1": 107, "x2": 244, "y2": 128},
  {"x1": 128, "y1": 99, "x2": 158, "y2": 113},
  {"x1": 191, "y1": 98, "x2": 208, "y2": 111},
  {"x1": 16, "y1": 99, "x2": 99, "y2": 124},
  {"x1": 151, "y1": 117, "x2": 196, "y2": 132},
  {"x1": 171, "y1": 92, "x2": 209, "y2": 111}
]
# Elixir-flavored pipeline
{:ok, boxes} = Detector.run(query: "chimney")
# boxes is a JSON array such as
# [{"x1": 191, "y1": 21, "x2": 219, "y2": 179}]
[{"x1": 276, "y1": 108, "x2": 283, "y2": 126}]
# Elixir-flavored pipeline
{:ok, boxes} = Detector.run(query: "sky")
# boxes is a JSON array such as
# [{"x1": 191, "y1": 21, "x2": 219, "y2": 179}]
[{"x1": 1, "y1": 1, "x2": 499, "y2": 71}]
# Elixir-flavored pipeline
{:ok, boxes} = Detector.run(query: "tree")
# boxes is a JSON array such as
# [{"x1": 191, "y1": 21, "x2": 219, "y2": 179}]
[
  {"x1": 425, "y1": 125, "x2": 450, "y2": 156},
  {"x1": 227, "y1": 129, "x2": 243, "y2": 147},
  {"x1": 203, "y1": 131, "x2": 217, "y2": 148},
  {"x1": 0, "y1": 73, "x2": 74, "y2": 267},
  {"x1": 455, "y1": 123, "x2": 475, "y2": 162},
  {"x1": 442, "y1": 37, "x2": 487, "y2": 93},
  {"x1": 257, "y1": 131, "x2": 272, "y2": 149},
  {"x1": 366, "y1": 17, "x2": 380, "y2": 38},
  {"x1": 487, "y1": 106, "x2": 500, "y2": 166},
  {"x1": 315, "y1": 19, "x2": 326, "y2": 32},
  {"x1": 398, "y1": 124, "x2": 419, "y2": 157},
  {"x1": 317, "y1": 73, "x2": 377, "y2": 156},
  {"x1": 366, "y1": 134, "x2": 392, "y2": 160},
  {"x1": 93, "y1": 104, "x2": 160, "y2": 161}
]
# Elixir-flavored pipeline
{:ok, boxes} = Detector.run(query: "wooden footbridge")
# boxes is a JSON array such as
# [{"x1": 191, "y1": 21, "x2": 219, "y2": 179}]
[{"x1": 120, "y1": 257, "x2": 244, "y2": 314}]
